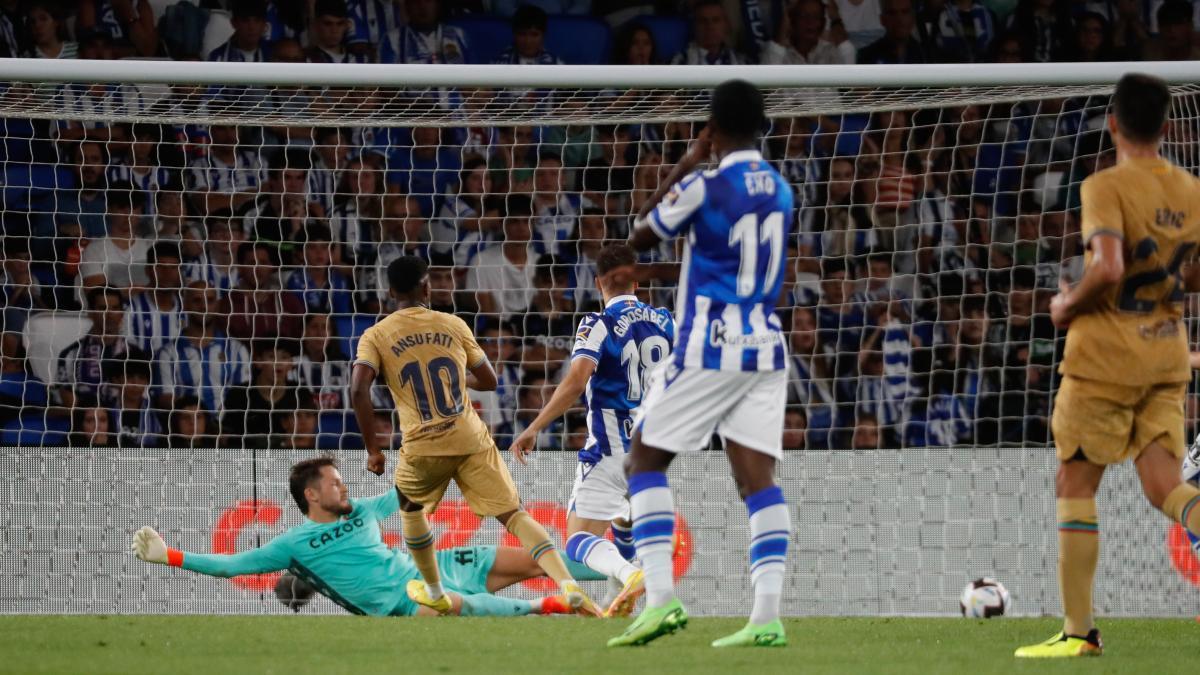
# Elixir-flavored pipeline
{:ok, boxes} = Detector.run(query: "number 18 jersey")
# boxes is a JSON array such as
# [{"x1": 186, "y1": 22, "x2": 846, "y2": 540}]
[
  {"x1": 572, "y1": 295, "x2": 674, "y2": 462},
  {"x1": 1061, "y1": 157, "x2": 1200, "y2": 386},
  {"x1": 355, "y1": 306, "x2": 493, "y2": 456},
  {"x1": 645, "y1": 149, "x2": 794, "y2": 372}
]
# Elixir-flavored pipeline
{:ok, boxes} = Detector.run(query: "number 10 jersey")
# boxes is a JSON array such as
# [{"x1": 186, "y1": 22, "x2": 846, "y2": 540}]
[{"x1": 355, "y1": 306, "x2": 494, "y2": 456}]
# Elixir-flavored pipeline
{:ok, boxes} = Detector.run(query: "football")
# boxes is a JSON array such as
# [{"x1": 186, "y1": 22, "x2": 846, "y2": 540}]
[{"x1": 960, "y1": 578, "x2": 1011, "y2": 618}]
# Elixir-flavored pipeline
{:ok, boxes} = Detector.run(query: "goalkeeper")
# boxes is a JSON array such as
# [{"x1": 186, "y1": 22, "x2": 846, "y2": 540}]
[{"x1": 131, "y1": 456, "x2": 600, "y2": 617}]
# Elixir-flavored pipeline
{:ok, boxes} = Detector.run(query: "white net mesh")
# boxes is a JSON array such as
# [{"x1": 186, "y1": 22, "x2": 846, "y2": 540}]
[{"x1": 3, "y1": 64, "x2": 1200, "y2": 617}]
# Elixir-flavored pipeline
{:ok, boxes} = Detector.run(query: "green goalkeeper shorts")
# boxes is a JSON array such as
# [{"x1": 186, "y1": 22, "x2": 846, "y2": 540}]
[{"x1": 391, "y1": 546, "x2": 498, "y2": 616}]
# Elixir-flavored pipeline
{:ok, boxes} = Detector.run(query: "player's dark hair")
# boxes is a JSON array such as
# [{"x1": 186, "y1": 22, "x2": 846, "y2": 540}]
[
  {"x1": 147, "y1": 241, "x2": 181, "y2": 266},
  {"x1": 289, "y1": 455, "x2": 338, "y2": 515},
  {"x1": 710, "y1": 79, "x2": 765, "y2": 144},
  {"x1": 107, "y1": 182, "x2": 146, "y2": 212},
  {"x1": 504, "y1": 193, "x2": 534, "y2": 219},
  {"x1": 387, "y1": 255, "x2": 429, "y2": 295},
  {"x1": 821, "y1": 257, "x2": 847, "y2": 278},
  {"x1": 596, "y1": 244, "x2": 638, "y2": 276},
  {"x1": 313, "y1": 0, "x2": 348, "y2": 19},
  {"x1": 1113, "y1": 73, "x2": 1171, "y2": 144},
  {"x1": 86, "y1": 286, "x2": 123, "y2": 311}
]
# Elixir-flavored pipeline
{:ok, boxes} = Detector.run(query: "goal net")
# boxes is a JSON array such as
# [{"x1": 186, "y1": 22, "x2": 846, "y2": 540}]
[{"x1": 2, "y1": 60, "x2": 1199, "y2": 617}]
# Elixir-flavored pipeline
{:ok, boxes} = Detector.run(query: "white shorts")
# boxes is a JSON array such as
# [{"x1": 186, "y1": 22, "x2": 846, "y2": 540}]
[
  {"x1": 568, "y1": 454, "x2": 630, "y2": 522},
  {"x1": 636, "y1": 366, "x2": 787, "y2": 459}
]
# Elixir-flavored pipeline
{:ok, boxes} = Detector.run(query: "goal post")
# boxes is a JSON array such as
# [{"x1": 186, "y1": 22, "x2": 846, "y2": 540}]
[{"x1": 1, "y1": 60, "x2": 1199, "y2": 617}]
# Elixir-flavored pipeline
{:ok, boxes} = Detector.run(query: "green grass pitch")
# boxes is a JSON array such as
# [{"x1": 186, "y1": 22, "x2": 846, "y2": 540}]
[{"x1": 0, "y1": 616, "x2": 1194, "y2": 674}]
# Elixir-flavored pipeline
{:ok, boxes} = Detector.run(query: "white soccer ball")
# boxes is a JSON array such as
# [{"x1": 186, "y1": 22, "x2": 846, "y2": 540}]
[{"x1": 960, "y1": 577, "x2": 1010, "y2": 618}]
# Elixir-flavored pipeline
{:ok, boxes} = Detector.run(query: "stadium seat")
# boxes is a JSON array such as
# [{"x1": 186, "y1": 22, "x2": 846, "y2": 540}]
[
  {"x1": 22, "y1": 311, "x2": 90, "y2": 388},
  {"x1": 317, "y1": 411, "x2": 362, "y2": 450},
  {"x1": 545, "y1": 16, "x2": 611, "y2": 64},
  {"x1": 623, "y1": 15, "x2": 688, "y2": 63},
  {"x1": 2, "y1": 414, "x2": 68, "y2": 446},
  {"x1": 446, "y1": 15, "x2": 511, "y2": 64},
  {"x1": 333, "y1": 314, "x2": 377, "y2": 360}
]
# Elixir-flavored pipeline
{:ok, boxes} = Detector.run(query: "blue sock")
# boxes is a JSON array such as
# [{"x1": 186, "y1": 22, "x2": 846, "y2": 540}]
[
  {"x1": 629, "y1": 471, "x2": 676, "y2": 608},
  {"x1": 458, "y1": 593, "x2": 533, "y2": 617},
  {"x1": 565, "y1": 531, "x2": 636, "y2": 582},
  {"x1": 611, "y1": 521, "x2": 636, "y2": 561},
  {"x1": 746, "y1": 485, "x2": 790, "y2": 625}
]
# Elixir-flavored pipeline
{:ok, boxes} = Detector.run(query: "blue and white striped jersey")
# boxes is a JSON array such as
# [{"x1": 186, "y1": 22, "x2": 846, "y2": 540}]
[
  {"x1": 154, "y1": 331, "x2": 251, "y2": 414},
  {"x1": 571, "y1": 295, "x2": 674, "y2": 462},
  {"x1": 123, "y1": 290, "x2": 183, "y2": 354},
  {"x1": 645, "y1": 150, "x2": 794, "y2": 372}
]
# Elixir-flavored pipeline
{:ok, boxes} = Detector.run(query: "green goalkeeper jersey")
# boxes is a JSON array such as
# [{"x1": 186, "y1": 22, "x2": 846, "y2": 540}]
[{"x1": 180, "y1": 489, "x2": 419, "y2": 616}]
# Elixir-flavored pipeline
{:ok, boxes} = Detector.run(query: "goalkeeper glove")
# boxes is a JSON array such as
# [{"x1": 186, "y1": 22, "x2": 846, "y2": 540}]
[{"x1": 131, "y1": 526, "x2": 183, "y2": 566}]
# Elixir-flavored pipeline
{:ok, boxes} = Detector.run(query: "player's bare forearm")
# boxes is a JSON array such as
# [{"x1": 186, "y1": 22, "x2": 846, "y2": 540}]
[
  {"x1": 350, "y1": 364, "x2": 384, "y2": 462},
  {"x1": 1052, "y1": 233, "x2": 1124, "y2": 327},
  {"x1": 1191, "y1": 351, "x2": 1200, "y2": 370},
  {"x1": 467, "y1": 359, "x2": 498, "y2": 392},
  {"x1": 629, "y1": 127, "x2": 712, "y2": 251}
]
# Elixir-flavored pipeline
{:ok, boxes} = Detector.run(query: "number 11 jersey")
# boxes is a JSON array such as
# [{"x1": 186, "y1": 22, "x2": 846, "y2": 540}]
[
  {"x1": 355, "y1": 307, "x2": 494, "y2": 456},
  {"x1": 645, "y1": 149, "x2": 795, "y2": 372},
  {"x1": 1061, "y1": 157, "x2": 1200, "y2": 386}
]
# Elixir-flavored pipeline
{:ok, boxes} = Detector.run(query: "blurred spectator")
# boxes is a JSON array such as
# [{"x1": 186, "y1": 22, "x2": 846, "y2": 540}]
[
  {"x1": 1004, "y1": 0, "x2": 1070, "y2": 63},
  {"x1": 763, "y1": 0, "x2": 856, "y2": 65},
  {"x1": 0, "y1": 332, "x2": 47, "y2": 427},
  {"x1": 851, "y1": 413, "x2": 881, "y2": 448},
  {"x1": 494, "y1": 4, "x2": 564, "y2": 64},
  {"x1": 272, "y1": 388, "x2": 320, "y2": 449},
  {"x1": 509, "y1": 374, "x2": 558, "y2": 449},
  {"x1": 798, "y1": 157, "x2": 874, "y2": 263},
  {"x1": 360, "y1": 194, "x2": 429, "y2": 311},
  {"x1": 76, "y1": 0, "x2": 158, "y2": 58},
  {"x1": 934, "y1": 0, "x2": 996, "y2": 63},
  {"x1": 832, "y1": 0, "x2": 885, "y2": 49},
  {"x1": 124, "y1": 242, "x2": 184, "y2": 354},
  {"x1": 150, "y1": 184, "x2": 188, "y2": 241},
  {"x1": 671, "y1": 0, "x2": 747, "y2": 64},
  {"x1": 23, "y1": 1, "x2": 76, "y2": 59},
  {"x1": 0, "y1": 0, "x2": 19, "y2": 57},
  {"x1": 70, "y1": 405, "x2": 114, "y2": 447},
  {"x1": 77, "y1": 185, "x2": 151, "y2": 293},
  {"x1": 531, "y1": 154, "x2": 580, "y2": 255},
  {"x1": 569, "y1": 209, "x2": 607, "y2": 311},
  {"x1": 185, "y1": 217, "x2": 244, "y2": 297},
  {"x1": 108, "y1": 358, "x2": 161, "y2": 448},
  {"x1": 154, "y1": 281, "x2": 252, "y2": 414},
  {"x1": 612, "y1": 21, "x2": 658, "y2": 65},
  {"x1": 564, "y1": 412, "x2": 588, "y2": 453},
  {"x1": 293, "y1": 313, "x2": 350, "y2": 411},
  {"x1": 244, "y1": 148, "x2": 324, "y2": 259},
  {"x1": 187, "y1": 125, "x2": 264, "y2": 217},
  {"x1": 222, "y1": 339, "x2": 302, "y2": 448},
  {"x1": 492, "y1": 0, "x2": 591, "y2": 15},
  {"x1": 227, "y1": 242, "x2": 306, "y2": 342},
  {"x1": 782, "y1": 407, "x2": 807, "y2": 450},
  {"x1": 515, "y1": 255, "x2": 576, "y2": 377},
  {"x1": 285, "y1": 226, "x2": 355, "y2": 316},
  {"x1": 59, "y1": 141, "x2": 109, "y2": 239},
  {"x1": 786, "y1": 307, "x2": 841, "y2": 449},
  {"x1": 209, "y1": 0, "x2": 270, "y2": 62},
  {"x1": 1069, "y1": 11, "x2": 1118, "y2": 62},
  {"x1": 1, "y1": 238, "x2": 48, "y2": 335},
  {"x1": 387, "y1": 127, "x2": 461, "y2": 217},
  {"x1": 168, "y1": 395, "x2": 217, "y2": 449},
  {"x1": 307, "y1": 0, "x2": 370, "y2": 64},
  {"x1": 1143, "y1": 0, "x2": 1200, "y2": 61},
  {"x1": 379, "y1": 0, "x2": 469, "y2": 64},
  {"x1": 55, "y1": 287, "x2": 138, "y2": 409},
  {"x1": 858, "y1": 0, "x2": 934, "y2": 64},
  {"x1": 990, "y1": 30, "x2": 1022, "y2": 62},
  {"x1": 474, "y1": 318, "x2": 521, "y2": 434},
  {"x1": 1109, "y1": 0, "x2": 1150, "y2": 60},
  {"x1": 330, "y1": 158, "x2": 385, "y2": 265},
  {"x1": 108, "y1": 126, "x2": 178, "y2": 222},
  {"x1": 466, "y1": 194, "x2": 537, "y2": 319},
  {"x1": 434, "y1": 157, "x2": 494, "y2": 265}
]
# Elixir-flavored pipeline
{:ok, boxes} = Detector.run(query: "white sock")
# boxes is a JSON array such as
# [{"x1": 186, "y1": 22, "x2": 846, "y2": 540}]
[
  {"x1": 426, "y1": 582, "x2": 445, "y2": 601},
  {"x1": 746, "y1": 486, "x2": 790, "y2": 625},
  {"x1": 566, "y1": 532, "x2": 639, "y2": 585},
  {"x1": 629, "y1": 472, "x2": 676, "y2": 608}
]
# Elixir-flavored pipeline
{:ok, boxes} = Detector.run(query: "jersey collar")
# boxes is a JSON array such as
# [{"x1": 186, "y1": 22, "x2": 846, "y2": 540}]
[
  {"x1": 605, "y1": 294, "x2": 638, "y2": 308},
  {"x1": 719, "y1": 149, "x2": 765, "y2": 169}
]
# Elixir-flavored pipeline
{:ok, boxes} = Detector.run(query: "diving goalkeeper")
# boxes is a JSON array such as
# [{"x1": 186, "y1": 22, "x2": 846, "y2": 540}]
[{"x1": 131, "y1": 455, "x2": 599, "y2": 617}]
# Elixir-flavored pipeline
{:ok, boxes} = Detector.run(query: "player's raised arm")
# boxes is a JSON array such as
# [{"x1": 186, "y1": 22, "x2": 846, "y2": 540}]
[
  {"x1": 510, "y1": 356, "x2": 596, "y2": 464},
  {"x1": 131, "y1": 526, "x2": 290, "y2": 578},
  {"x1": 627, "y1": 127, "x2": 712, "y2": 252}
]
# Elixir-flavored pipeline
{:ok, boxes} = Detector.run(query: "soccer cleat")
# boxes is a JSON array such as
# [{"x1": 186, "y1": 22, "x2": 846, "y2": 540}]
[
  {"x1": 607, "y1": 598, "x2": 688, "y2": 647},
  {"x1": 604, "y1": 569, "x2": 645, "y2": 618},
  {"x1": 562, "y1": 581, "x2": 602, "y2": 617},
  {"x1": 406, "y1": 579, "x2": 453, "y2": 615},
  {"x1": 537, "y1": 595, "x2": 573, "y2": 616},
  {"x1": 711, "y1": 619, "x2": 788, "y2": 648},
  {"x1": 1014, "y1": 629, "x2": 1103, "y2": 658}
]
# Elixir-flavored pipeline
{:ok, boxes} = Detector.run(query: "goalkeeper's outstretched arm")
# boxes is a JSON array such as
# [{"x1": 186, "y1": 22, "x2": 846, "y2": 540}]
[{"x1": 131, "y1": 526, "x2": 290, "y2": 578}]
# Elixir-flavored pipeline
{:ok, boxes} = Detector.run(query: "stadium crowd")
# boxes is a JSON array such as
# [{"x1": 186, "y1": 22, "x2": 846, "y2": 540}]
[{"x1": 1, "y1": 0, "x2": 1199, "y2": 450}]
